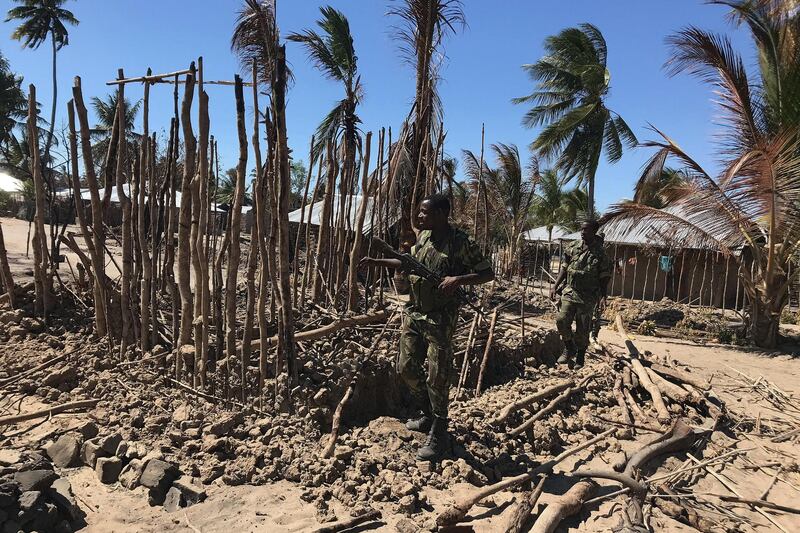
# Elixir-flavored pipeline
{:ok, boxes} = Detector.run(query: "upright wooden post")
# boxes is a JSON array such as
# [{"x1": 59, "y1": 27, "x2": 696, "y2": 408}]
[
  {"x1": 0, "y1": 222, "x2": 15, "y2": 308},
  {"x1": 115, "y1": 70, "x2": 133, "y2": 356},
  {"x1": 195, "y1": 58, "x2": 211, "y2": 387},
  {"x1": 610, "y1": 244, "x2": 618, "y2": 296},
  {"x1": 176, "y1": 63, "x2": 197, "y2": 375},
  {"x1": 252, "y1": 63, "x2": 270, "y2": 403},
  {"x1": 26, "y1": 85, "x2": 51, "y2": 321},
  {"x1": 68, "y1": 95, "x2": 107, "y2": 336},
  {"x1": 226, "y1": 75, "x2": 248, "y2": 398},
  {"x1": 347, "y1": 132, "x2": 373, "y2": 312},
  {"x1": 272, "y1": 46, "x2": 299, "y2": 387},
  {"x1": 138, "y1": 70, "x2": 153, "y2": 353},
  {"x1": 292, "y1": 135, "x2": 316, "y2": 307}
]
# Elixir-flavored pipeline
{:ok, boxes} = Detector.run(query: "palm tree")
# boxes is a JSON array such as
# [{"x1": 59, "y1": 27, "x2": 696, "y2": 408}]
[
  {"x1": 484, "y1": 143, "x2": 537, "y2": 272},
  {"x1": 560, "y1": 186, "x2": 589, "y2": 230},
  {"x1": 288, "y1": 6, "x2": 362, "y2": 170},
  {"x1": 0, "y1": 51, "x2": 26, "y2": 149},
  {"x1": 633, "y1": 165, "x2": 687, "y2": 208},
  {"x1": 461, "y1": 147, "x2": 491, "y2": 239},
  {"x1": 6, "y1": 0, "x2": 78, "y2": 159},
  {"x1": 514, "y1": 23, "x2": 636, "y2": 218},
  {"x1": 388, "y1": 0, "x2": 465, "y2": 248},
  {"x1": 603, "y1": 0, "x2": 800, "y2": 348},
  {"x1": 89, "y1": 92, "x2": 140, "y2": 163},
  {"x1": 530, "y1": 169, "x2": 569, "y2": 240}
]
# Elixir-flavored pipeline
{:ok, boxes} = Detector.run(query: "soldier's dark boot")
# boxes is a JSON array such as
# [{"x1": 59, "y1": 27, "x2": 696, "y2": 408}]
[
  {"x1": 574, "y1": 350, "x2": 585, "y2": 369},
  {"x1": 416, "y1": 416, "x2": 449, "y2": 462},
  {"x1": 406, "y1": 409, "x2": 433, "y2": 432},
  {"x1": 557, "y1": 340, "x2": 576, "y2": 366}
]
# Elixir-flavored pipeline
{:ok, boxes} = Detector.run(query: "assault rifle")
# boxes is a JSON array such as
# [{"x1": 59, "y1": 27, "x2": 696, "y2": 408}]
[{"x1": 369, "y1": 237, "x2": 484, "y2": 315}]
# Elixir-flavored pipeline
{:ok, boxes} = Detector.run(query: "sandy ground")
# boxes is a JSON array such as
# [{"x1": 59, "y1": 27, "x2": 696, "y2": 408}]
[{"x1": 0, "y1": 216, "x2": 122, "y2": 283}]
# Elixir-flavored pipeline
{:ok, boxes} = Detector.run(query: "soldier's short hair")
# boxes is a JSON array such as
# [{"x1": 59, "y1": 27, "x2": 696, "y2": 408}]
[
  {"x1": 582, "y1": 219, "x2": 600, "y2": 233},
  {"x1": 422, "y1": 193, "x2": 451, "y2": 217}
]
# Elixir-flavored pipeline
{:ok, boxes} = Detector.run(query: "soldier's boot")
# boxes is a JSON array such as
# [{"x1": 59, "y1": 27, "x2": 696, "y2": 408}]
[
  {"x1": 416, "y1": 417, "x2": 449, "y2": 462},
  {"x1": 406, "y1": 394, "x2": 433, "y2": 432},
  {"x1": 574, "y1": 349, "x2": 586, "y2": 369},
  {"x1": 406, "y1": 410, "x2": 433, "y2": 432},
  {"x1": 557, "y1": 340, "x2": 576, "y2": 365}
]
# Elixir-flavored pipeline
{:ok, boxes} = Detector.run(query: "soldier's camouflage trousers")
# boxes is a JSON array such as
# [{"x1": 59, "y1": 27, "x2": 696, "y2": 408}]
[
  {"x1": 555, "y1": 299, "x2": 594, "y2": 354},
  {"x1": 397, "y1": 313, "x2": 458, "y2": 419}
]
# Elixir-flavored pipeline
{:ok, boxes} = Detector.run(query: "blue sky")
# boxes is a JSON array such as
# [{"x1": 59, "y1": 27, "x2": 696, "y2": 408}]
[{"x1": 1, "y1": 0, "x2": 751, "y2": 212}]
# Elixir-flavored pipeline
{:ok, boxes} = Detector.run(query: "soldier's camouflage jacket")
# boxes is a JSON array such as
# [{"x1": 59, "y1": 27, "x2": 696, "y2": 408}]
[
  {"x1": 407, "y1": 228, "x2": 491, "y2": 323},
  {"x1": 561, "y1": 238, "x2": 613, "y2": 306}
]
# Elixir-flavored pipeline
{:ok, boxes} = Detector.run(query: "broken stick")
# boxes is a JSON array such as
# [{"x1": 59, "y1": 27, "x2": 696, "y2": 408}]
[
  {"x1": 503, "y1": 475, "x2": 547, "y2": 533},
  {"x1": 0, "y1": 399, "x2": 99, "y2": 427},
  {"x1": 529, "y1": 479, "x2": 596, "y2": 533},
  {"x1": 312, "y1": 509, "x2": 382, "y2": 533},
  {"x1": 475, "y1": 308, "x2": 498, "y2": 396},
  {"x1": 490, "y1": 380, "x2": 574, "y2": 426},
  {"x1": 435, "y1": 428, "x2": 615, "y2": 526},
  {"x1": 510, "y1": 374, "x2": 595, "y2": 437},
  {"x1": 322, "y1": 376, "x2": 357, "y2": 458}
]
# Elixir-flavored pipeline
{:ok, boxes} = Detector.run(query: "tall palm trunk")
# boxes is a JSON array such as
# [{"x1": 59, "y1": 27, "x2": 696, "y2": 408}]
[{"x1": 43, "y1": 30, "x2": 57, "y2": 163}]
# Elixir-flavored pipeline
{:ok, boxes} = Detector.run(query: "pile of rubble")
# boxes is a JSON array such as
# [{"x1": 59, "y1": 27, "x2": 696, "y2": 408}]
[
  {"x1": 0, "y1": 449, "x2": 82, "y2": 533},
  {"x1": 604, "y1": 297, "x2": 730, "y2": 339}
]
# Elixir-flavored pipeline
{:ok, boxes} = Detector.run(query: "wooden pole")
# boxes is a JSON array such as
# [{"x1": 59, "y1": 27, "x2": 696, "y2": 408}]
[
  {"x1": 642, "y1": 253, "x2": 652, "y2": 301},
  {"x1": 475, "y1": 309, "x2": 499, "y2": 397},
  {"x1": 0, "y1": 221, "x2": 15, "y2": 308},
  {"x1": 253, "y1": 65, "x2": 269, "y2": 405},
  {"x1": 676, "y1": 250, "x2": 686, "y2": 302},
  {"x1": 347, "y1": 132, "x2": 373, "y2": 311},
  {"x1": 116, "y1": 70, "x2": 134, "y2": 356},
  {"x1": 272, "y1": 46, "x2": 299, "y2": 387},
  {"x1": 72, "y1": 78, "x2": 109, "y2": 338},
  {"x1": 699, "y1": 249, "x2": 709, "y2": 307},
  {"x1": 26, "y1": 84, "x2": 51, "y2": 321},
  {"x1": 138, "y1": 71, "x2": 153, "y2": 353},
  {"x1": 292, "y1": 135, "x2": 316, "y2": 307},
  {"x1": 176, "y1": 64, "x2": 197, "y2": 374},
  {"x1": 610, "y1": 243, "x2": 618, "y2": 296},
  {"x1": 195, "y1": 58, "x2": 211, "y2": 387},
  {"x1": 226, "y1": 75, "x2": 248, "y2": 399}
]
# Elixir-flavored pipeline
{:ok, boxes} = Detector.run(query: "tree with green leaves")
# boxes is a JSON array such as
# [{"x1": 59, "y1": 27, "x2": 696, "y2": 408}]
[
  {"x1": 288, "y1": 6, "x2": 361, "y2": 172},
  {"x1": 290, "y1": 158, "x2": 307, "y2": 208},
  {"x1": 0, "y1": 51, "x2": 26, "y2": 149},
  {"x1": 89, "y1": 91, "x2": 140, "y2": 173},
  {"x1": 605, "y1": 0, "x2": 800, "y2": 347},
  {"x1": 484, "y1": 143, "x2": 538, "y2": 274},
  {"x1": 529, "y1": 169, "x2": 568, "y2": 241},
  {"x1": 515, "y1": 23, "x2": 636, "y2": 218},
  {"x1": 633, "y1": 166, "x2": 687, "y2": 209},
  {"x1": 6, "y1": 0, "x2": 78, "y2": 159}
]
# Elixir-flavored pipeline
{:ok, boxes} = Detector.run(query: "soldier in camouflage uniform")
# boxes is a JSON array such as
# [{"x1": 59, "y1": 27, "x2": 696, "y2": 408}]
[
  {"x1": 550, "y1": 220, "x2": 612, "y2": 368},
  {"x1": 360, "y1": 194, "x2": 494, "y2": 461}
]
